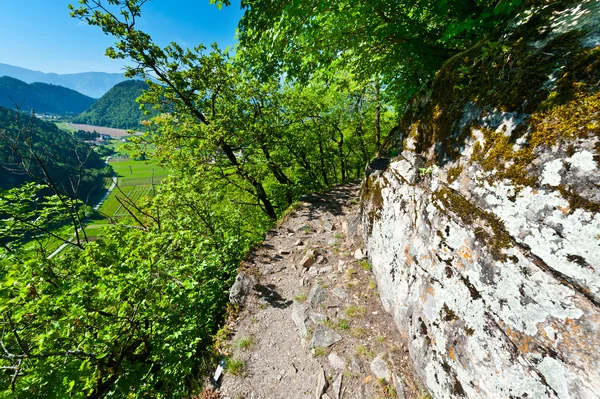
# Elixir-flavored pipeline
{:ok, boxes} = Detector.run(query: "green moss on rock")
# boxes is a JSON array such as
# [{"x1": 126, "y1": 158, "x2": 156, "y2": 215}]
[
  {"x1": 435, "y1": 187, "x2": 512, "y2": 261},
  {"x1": 400, "y1": 9, "x2": 599, "y2": 168},
  {"x1": 447, "y1": 165, "x2": 463, "y2": 184}
]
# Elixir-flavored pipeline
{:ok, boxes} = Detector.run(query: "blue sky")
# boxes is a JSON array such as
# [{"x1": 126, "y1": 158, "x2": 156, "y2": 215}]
[{"x1": 0, "y1": 0, "x2": 243, "y2": 74}]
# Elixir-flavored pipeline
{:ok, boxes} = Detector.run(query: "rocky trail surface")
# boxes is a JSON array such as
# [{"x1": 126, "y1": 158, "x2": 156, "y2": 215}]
[{"x1": 216, "y1": 183, "x2": 428, "y2": 399}]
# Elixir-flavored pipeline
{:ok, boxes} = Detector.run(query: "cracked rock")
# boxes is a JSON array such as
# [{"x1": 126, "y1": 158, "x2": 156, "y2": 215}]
[
  {"x1": 332, "y1": 374, "x2": 343, "y2": 399},
  {"x1": 315, "y1": 366, "x2": 328, "y2": 399}
]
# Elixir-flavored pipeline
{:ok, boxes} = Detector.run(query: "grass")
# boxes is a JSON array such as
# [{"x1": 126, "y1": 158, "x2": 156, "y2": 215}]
[
  {"x1": 375, "y1": 379, "x2": 397, "y2": 398},
  {"x1": 110, "y1": 158, "x2": 169, "y2": 186},
  {"x1": 83, "y1": 217, "x2": 111, "y2": 238},
  {"x1": 226, "y1": 357, "x2": 245, "y2": 376},
  {"x1": 313, "y1": 347, "x2": 328, "y2": 357},
  {"x1": 346, "y1": 267, "x2": 356, "y2": 279},
  {"x1": 236, "y1": 336, "x2": 256, "y2": 351},
  {"x1": 350, "y1": 327, "x2": 369, "y2": 339},
  {"x1": 23, "y1": 224, "x2": 73, "y2": 255},
  {"x1": 337, "y1": 319, "x2": 350, "y2": 330},
  {"x1": 55, "y1": 122, "x2": 78, "y2": 133},
  {"x1": 355, "y1": 344, "x2": 374, "y2": 359},
  {"x1": 345, "y1": 305, "x2": 366, "y2": 319},
  {"x1": 322, "y1": 319, "x2": 335, "y2": 329},
  {"x1": 295, "y1": 292, "x2": 308, "y2": 302},
  {"x1": 93, "y1": 155, "x2": 171, "y2": 233},
  {"x1": 359, "y1": 260, "x2": 372, "y2": 271},
  {"x1": 376, "y1": 335, "x2": 386, "y2": 343}
]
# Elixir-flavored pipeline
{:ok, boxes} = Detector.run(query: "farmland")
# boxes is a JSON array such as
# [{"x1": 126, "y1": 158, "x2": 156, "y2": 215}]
[
  {"x1": 56, "y1": 122, "x2": 140, "y2": 137},
  {"x1": 53, "y1": 123, "x2": 170, "y2": 240},
  {"x1": 78, "y1": 144, "x2": 171, "y2": 238},
  {"x1": 91, "y1": 157, "x2": 169, "y2": 224}
]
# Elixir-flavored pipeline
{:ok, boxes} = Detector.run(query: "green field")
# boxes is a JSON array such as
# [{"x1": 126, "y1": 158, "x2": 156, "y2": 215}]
[
  {"x1": 55, "y1": 122, "x2": 78, "y2": 133},
  {"x1": 111, "y1": 158, "x2": 169, "y2": 186},
  {"x1": 88, "y1": 157, "x2": 170, "y2": 238},
  {"x1": 40, "y1": 126, "x2": 170, "y2": 247}
]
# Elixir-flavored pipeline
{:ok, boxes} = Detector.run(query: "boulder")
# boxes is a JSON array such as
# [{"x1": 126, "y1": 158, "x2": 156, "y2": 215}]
[{"x1": 228, "y1": 271, "x2": 256, "y2": 305}]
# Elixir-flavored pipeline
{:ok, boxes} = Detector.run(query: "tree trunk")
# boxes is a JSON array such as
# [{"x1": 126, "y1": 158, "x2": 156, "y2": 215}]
[
  {"x1": 318, "y1": 138, "x2": 329, "y2": 186},
  {"x1": 375, "y1": 77, "x2": 381, "y2": 157},
  {"x1": 220, "y1": 139, "x2": 277, "y2": 220}
]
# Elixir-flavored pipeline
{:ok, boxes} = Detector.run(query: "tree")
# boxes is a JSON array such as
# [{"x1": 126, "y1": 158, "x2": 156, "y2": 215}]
[{"x1": 237, "y1": 0, "x2": 523, "y2": 104}]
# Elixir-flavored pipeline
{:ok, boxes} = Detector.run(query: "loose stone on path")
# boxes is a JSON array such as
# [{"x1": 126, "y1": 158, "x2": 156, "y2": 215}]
[
  {"x1": 309, "y1": 323, "x2": 342, "y2": 348},
  {"x1": 292, "y1": 300, "x2": 310, "y2": 339},
  {"x1": 307, "y1": 283, "x2": 326, "y2": 307}
]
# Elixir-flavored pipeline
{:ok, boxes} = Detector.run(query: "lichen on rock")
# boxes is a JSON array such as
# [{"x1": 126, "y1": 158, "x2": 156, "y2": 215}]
[{"x1": 362, "y1": 1, "x2": 600, "y2": 397}]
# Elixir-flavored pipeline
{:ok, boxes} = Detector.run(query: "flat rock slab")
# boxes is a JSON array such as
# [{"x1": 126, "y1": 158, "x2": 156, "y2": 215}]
[{"x1": 310, "y1": 323, "x2": 342, "y2": 348}]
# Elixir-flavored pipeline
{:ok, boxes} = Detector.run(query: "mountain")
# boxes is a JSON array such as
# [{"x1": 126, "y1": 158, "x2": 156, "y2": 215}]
[
  {"x1": 0, "y1": 63, "x2": 131, "y2": 98},
  {"x1": 0, "y1": 76, "x2": 95, "y2": 116},
  {"x1": 73, "y1": 80, "x2": 148, "y2": 129}
]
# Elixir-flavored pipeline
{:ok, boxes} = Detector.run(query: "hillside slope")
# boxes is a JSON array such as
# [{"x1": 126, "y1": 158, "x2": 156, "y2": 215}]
[
  {"x1": 73, "y1": 80, "x2": 148, "y2": 129},
  {"x1": 0, "y1": 76, "x2": 95, "y2": 115},
  {"x1": 0, "y1": 106, "x2": 108, "y2": 202},
  {"x1": 0, "y1": 63, "x2": 130, "y2": 98}
]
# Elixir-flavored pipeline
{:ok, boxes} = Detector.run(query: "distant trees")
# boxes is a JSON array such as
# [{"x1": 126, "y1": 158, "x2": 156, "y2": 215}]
[
  {"x1": 0, "y1": 107, "x2": 111, "y2": 252},
  {"x1": 0, "y1": 106, "x2": 108, "y2": 199}
]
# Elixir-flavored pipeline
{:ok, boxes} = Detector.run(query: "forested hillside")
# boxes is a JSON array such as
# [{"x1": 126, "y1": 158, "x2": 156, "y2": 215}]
[
  {"x1": 73, "y1": 80, "x2": 148, "y2": 129},
  {"x1": 0, "y1": 0, "x2": 576, "y2": 398},
  {"x1": 0, "y1": 76, "x2": 96, "y2": 115},
  {"x1": 0, "y1": 106, "x2": 109, "y2": 197}
]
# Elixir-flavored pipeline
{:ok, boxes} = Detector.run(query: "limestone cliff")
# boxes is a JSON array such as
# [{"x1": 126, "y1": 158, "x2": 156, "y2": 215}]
[{"x1": 361, "y1": 1, "x2": 600, "y2": 398}]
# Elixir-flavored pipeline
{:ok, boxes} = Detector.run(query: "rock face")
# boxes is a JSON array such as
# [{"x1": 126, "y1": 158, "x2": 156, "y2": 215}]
[{"x1": 361, "y1": 2, "x2": 600, "y2": 398}]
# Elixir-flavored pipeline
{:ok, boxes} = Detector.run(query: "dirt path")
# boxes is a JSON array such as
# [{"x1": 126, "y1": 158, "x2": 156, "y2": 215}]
[{"x1": 216, "y1": 183, "x2": 427, "y2": 399}]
